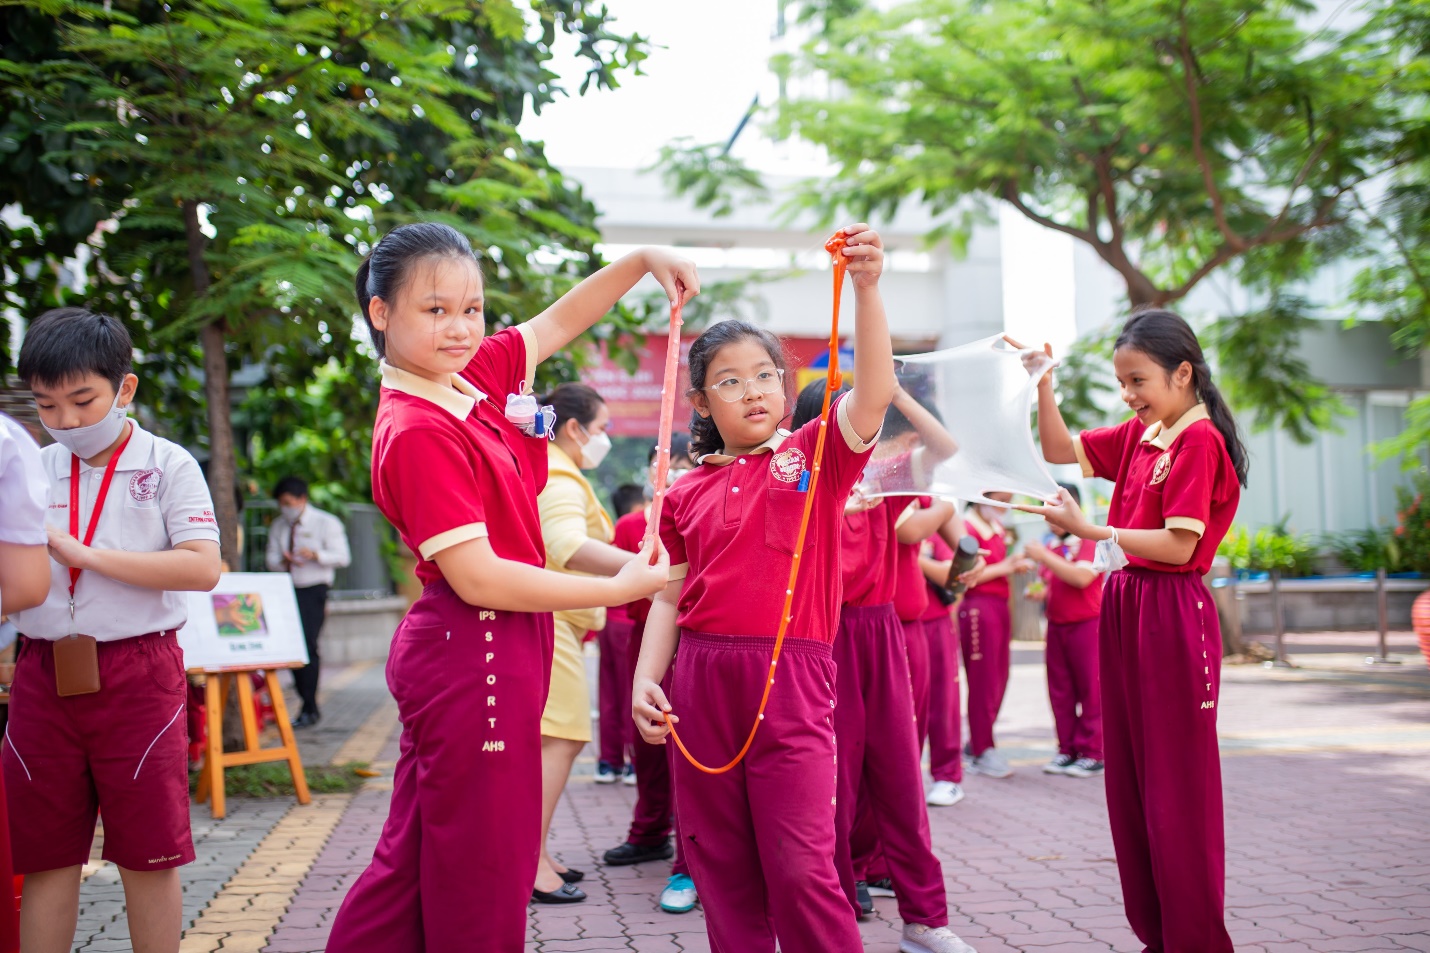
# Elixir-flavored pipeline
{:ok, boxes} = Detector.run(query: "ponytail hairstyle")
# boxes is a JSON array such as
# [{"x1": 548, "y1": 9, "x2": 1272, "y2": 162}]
[
  {"x1": 684, "y1": 320, "x2": 788, "y2": 459},
  {"x1": 792, "y1": 377, "x2": 849, "y2": 430},
  {"x1": 355, "y1": 222, "x2": 480, "y2": 359},
  {"x1": 541, "y1": 382, "x2": 606, "y2": 433},
  {"x1": 1115, "y1": 309, "x2": 1250, "y2": 487}
]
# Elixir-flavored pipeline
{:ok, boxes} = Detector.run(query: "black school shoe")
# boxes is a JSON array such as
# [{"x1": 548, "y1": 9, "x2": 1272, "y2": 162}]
[
  {"x1": 602, "y1": 840, "x2": 674, "y2": 866},
  {"x1": 855, "y1": 880, "x2": 874, "y2": 918},
  {"x1": 867, "y1": 877, "x2": 896, "y2": 898},
  {"x1": 291, "y1": 711, "x2": 321, "y2": 729},
  {"x1": 559, "y1": 868, "x2": 585, "y2": 884},
  {"x1": 532, "y1": 882, "x2": 586, "y2": 904}
]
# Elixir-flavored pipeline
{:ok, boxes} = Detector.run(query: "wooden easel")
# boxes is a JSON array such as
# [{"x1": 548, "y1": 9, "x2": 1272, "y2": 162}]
[{"x1": 193, "y1": 664, "x2": 311, "y2": 819}]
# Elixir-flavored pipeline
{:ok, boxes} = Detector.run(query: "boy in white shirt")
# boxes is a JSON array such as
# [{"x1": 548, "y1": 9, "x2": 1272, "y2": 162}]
[{"x1": 6, "y1": 307, "x2": 221, "y2": 953}]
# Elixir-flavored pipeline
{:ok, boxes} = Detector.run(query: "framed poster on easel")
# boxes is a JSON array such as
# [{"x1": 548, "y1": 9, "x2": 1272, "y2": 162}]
[
  {"x1": 177, "y1": 572, "x2": 310, "y2": 671},
  {"x1": 176, "y1": 573, "x2": 312, "y2": 818}
]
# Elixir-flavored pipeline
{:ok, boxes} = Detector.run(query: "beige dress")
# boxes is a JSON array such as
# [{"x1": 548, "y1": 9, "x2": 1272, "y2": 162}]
[{"x1": 537, "y1": 443, "x2": 613, "y2": 742}]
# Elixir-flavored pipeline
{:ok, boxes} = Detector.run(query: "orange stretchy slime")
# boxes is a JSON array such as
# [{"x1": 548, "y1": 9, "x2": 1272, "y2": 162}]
[
  {"x1": 663, "y1": 231, "x2": 849, "y2": 775},
  {"x1": 644, "y1": 299, "x2": 685, "y2": 555}
]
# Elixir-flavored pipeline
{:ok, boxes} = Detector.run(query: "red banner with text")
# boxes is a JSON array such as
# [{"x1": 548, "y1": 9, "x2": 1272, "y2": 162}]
[{"x1": 584, "y1": 334, "x2": 839, "y2": 438}]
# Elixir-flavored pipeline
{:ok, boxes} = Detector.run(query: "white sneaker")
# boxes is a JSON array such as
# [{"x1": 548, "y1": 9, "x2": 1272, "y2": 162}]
[
  {"x1": 926, "y1": 780, "x2": 966, "y2": 807},
  {"x1": 1042, "y1": 753, "x2": 1076, "y2": 775},
  {"x1": 970, "y1": 748, "x2": 1013, "y2": 779},
  {"x1": 622, "y1": 764, "x2": 637, "y2": 786},
  {"x1": 1065, "y1": 757, "x2": 1105, "y2": 778},
  {"x1": 900, "y1": 923, "x2": 977, "y2": 953}
]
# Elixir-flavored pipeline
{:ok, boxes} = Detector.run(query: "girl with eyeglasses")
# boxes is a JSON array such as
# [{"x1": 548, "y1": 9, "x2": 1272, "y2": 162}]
[{"x1": 628, "y1": 225, "x2": 902, "y2": 953}]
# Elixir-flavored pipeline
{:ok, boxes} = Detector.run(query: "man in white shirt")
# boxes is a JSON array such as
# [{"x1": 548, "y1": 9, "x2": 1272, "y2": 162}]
[{"x1": 265, "y1": 476, "x2": 351, "y2": 728}]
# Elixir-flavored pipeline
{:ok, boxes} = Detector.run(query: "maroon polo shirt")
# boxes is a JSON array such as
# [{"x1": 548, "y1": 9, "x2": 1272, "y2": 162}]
[
  {"x1": 919, "y1": 535, "x2": 955, "y2": 622},
  {"x1": 840, "y1": 499, "x2": 902, "y2": 608},
  {"x1": 660, "y1": 394, "x2": 877, "y2": 644},
  {"x1": 371, "y1": 325, "x2": 547, "y2": 588},
  {"x1": 1076, "y1": 404, "x2": 1239, "y2": 575},
  {"x1": 1044, "y1": 536, "x2": 1103, "y2": 624},
  {"x1": 612, "y1": 509, "x2": 650, "y2": 624},
  {"x1": 893, "y1": 496, "x2": 935, "y2": 622},
  {"x1": 963, "y1": 510, "x2": 1010, "y2": 600}
]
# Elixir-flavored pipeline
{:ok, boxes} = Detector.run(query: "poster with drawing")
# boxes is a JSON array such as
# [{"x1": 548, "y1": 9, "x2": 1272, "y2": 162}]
[{"x1": 176, "y1": 573, "x2": 310, "y2": 671}]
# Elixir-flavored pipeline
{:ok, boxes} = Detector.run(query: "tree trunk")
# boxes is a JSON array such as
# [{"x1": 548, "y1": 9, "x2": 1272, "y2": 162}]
[
  {"x1": 184, "y1": 200, "x2": 246, "y2": 752},
  {"x1": 183, "y1": 200, "x2": 240, "y2": 570}
]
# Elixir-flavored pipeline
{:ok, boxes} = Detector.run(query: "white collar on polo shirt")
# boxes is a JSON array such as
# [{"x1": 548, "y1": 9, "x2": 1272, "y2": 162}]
[
  {"x1": 379, "y1": 360, "x2": 487, "y2": 420},
  {"x1": 964, "y1": 509, "x2": 1005, "y2": 539},
  {"x1": 1141, "y1": 403, "x2": 1210, "y2": 451},
  {"x1": 697, "y1": 428, "x2": 791, "y2": 467}
]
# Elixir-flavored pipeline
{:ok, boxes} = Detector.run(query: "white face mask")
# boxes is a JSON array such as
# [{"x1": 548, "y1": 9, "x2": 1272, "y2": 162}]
[
  {"x1": 280, "y1": 504, "x2": 305, "y2": 523},
  {"x1": 1093, "y1": 531, "x2": 1129, "y2": 573},
  {"x1": 45, "y1": 394, "x2": 129, "y2": 460},
  {"x1": 577, "y1": 426, "x2": 612, "y2": 470},
  {"x1": 976, "y1": 503, "x2": 1005, "y2": 526}
]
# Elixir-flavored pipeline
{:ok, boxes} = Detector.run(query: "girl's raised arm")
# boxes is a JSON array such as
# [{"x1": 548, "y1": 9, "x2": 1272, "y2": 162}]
[
  {"x1": 1005, "y1": 335, "x2": 1077, "y2": 465},
  {"x1": 527, "y1": 249, "x2": 700, "y2": 365},
  {"x1": 840, "y1": 224, "x2": 897, "y2": 441}
]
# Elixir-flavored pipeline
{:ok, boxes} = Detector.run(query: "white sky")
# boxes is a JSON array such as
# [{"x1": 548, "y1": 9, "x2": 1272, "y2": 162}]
[
  {"x1": 519, "y1": 0, "x2": 1079, "y2": 341},
  {"x1": 519, "y1": 0, "x2": 827, "y2": 175}
]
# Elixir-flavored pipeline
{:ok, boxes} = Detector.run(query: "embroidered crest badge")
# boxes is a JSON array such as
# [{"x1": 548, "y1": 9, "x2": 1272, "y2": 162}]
[
  {"x1": 769, "y1": 447, "x2": 806, "y2": 484},
  {"x1": 1150, "y1": 452, "x2": 1172, "y2": 486},
  {"x1": 130, "y1": 467, "x2": 163, "y2": 502}
]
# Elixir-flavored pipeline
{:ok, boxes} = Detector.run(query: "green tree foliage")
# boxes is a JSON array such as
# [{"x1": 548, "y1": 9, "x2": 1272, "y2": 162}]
[
  {"x1": 1, "y1": 0, "x2": 649, "y2": 563},
  {"x1": 1206, "y1": 295, "x2": 1345, "y2": 442},
  {"x1": 777, "y1": 0, "x2": 1419, "y2": 301},
  {"x1": 663, "y1": 0, "x2": 1425, "y2": 441},
  {"x1": 1349, "y1": 171, "x2": 1430, "y2": 464}
]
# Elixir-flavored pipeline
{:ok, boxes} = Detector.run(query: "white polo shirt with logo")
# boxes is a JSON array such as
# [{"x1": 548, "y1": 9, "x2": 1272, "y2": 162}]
[{"x1": 11, "y1": 419, "x2": 220, "y2": 641}]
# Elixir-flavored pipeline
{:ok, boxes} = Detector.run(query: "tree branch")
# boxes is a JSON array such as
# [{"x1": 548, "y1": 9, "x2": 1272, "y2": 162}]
[
  {"x1": 1165, "y1": 242, "x2": 1241, "y2": 302},
  {"x1": 1352, "y1": 188, "x2": 1430, "y2": 301},
  {"x1": 1094, "y1": 154, "x2": 1125, "y2": 248},
  {"x1": 999, "y1": 181, "x2": 1096, "y2": 243},
  {"x1": 1261, "y1": 136, "x2": 1328, "y2": 236},
  {"x1": 1177, "y1": 14, "x2": 1245, "y2": 252}
]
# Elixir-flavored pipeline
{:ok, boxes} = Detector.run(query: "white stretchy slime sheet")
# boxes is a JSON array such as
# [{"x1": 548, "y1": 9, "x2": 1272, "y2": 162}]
[{"x1": 859, "y1": 335, "x2": 1061, "y2": 506}]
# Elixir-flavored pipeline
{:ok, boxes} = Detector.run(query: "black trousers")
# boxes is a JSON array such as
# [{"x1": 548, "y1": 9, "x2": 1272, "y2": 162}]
[{"x1": 293, "y1": 583, "x2": 329, "y2": 716}]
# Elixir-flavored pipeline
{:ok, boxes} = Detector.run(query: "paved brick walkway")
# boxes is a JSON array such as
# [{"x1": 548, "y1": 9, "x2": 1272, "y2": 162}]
[{"x1": 62, "y1": 633, "x2": 1430, "y2": 951}]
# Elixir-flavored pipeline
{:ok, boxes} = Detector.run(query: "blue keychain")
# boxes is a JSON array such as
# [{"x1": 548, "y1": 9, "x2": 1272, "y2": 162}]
[{"x1": 505, "y1": 393, "x2": 556, "y2": 439}]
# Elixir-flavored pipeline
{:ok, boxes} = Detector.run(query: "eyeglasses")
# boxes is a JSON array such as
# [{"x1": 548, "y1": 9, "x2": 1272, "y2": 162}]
[{"x1": 704, "y1": 369, "x2": 785, "y2": 403}]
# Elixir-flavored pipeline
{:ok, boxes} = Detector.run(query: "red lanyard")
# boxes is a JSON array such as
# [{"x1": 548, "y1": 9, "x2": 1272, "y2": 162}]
[{"x1": 67, "y1": 425, "x2": 133, "y2": 615}]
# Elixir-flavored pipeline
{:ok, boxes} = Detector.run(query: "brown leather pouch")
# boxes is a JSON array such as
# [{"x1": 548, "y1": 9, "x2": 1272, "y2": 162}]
[{"x1": 53, "y1": 635, "x2": 101, "y2": 696}]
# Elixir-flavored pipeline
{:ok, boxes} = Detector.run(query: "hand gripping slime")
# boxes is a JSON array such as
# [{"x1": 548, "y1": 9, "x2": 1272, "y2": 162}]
[{"x1": 655, "y1": 231, "x2": 850, "y2": 775}]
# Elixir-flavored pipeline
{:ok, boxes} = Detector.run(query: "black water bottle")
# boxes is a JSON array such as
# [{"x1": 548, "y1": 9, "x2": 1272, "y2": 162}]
[{"x1": 944, "y1": 535, "x2": 982, "y2": 599}]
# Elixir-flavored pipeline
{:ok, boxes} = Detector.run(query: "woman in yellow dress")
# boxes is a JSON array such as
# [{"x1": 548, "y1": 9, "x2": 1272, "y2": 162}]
[{"x1": 532, "y1": 383, "x2": 644, "y2": 902}]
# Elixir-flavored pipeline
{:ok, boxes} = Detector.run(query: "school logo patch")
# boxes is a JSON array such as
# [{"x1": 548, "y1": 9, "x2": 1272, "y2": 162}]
[
  {"x1": 130, "y1": 467, "x2": 162, "y2": 502},
  {"x1": 1149, "y1": 452, "x2": 1172, "y2": 486},
  {"x1": 769, "y1": 447, "x2": 806, "y2": 484}
]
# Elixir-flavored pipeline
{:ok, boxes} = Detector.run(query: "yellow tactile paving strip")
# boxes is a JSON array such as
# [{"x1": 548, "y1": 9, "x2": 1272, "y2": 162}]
[
  {"x1": 177, "y1": 694, "x2": 402, "y2": 951},
  {"x1": 178, "y1": 794, "x2": 350, "y2": 953},
  {"x1": 330, "y1": 699, "x2": 398, "y2": 767}
]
